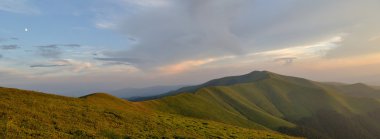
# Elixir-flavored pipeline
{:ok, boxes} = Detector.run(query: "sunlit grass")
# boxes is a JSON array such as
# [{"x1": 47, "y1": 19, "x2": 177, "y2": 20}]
[{"x1": 0, "y1": 87, "x2": 298, "y2": 138}]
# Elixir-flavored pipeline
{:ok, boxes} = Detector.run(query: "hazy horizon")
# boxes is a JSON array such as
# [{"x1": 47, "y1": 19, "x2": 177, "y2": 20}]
[{"x1": 1, "y1": 0, "x2": 380, "y2": 96}]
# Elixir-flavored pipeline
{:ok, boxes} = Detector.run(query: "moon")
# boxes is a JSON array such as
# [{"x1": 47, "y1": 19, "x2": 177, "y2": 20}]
[{"x1": 24, "y1": 28, "x2": 29, "y2": 32}]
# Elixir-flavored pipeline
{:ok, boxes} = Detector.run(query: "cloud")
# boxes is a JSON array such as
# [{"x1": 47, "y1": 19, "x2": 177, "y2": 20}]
[
  {"x1": 158, "y1": 58, "x2": 216, "y2": 74},
  {"x1": 30, "y1": 59, "x2": 72, "y2": 68},
  {"x1": 95, "y1": 22, "x2": 117, "y2": 29},
  {"x1": 152, "y1": 36, "x2": 343, "y2": 75},
  {"x1": 0, "y1": 37, "x2": 19, "y2": 42},
  {"x1": 255, "y1": 36, "x2": 343, "y2": 58},
  {"x1": 101, "y1": 62, "x2": 132, "y2": 66},
  {"x1": 94, "y1": 57, "x2": 142, "y2": 64},
  {"x1": 101, "y1": 0, "x2": 250, "y2": 68},
  {"x1": 34, "y1": 44, "x2": 81, "y2": 58},
  {"x1": 36, "y1": 45, "x2": 58, "y2": 49},
  {"x1": 30, "y1": 64, "x2": 68, "y2": 68},
  {"x1": 157, "y1": 35, "x2": 341, "y2": 73},
  {"x1": 35, "y1": 45, "x2": 61, "y2": 59},
  {"x1": 28, "y1": 59, "x2": 94, "y2": 75},
  {"x1": 274, "y1": 57, "x2": 297, "y2": 65},
  {"x1": 0, "y1": 54, "x2": 2, "y2": 59},
  {"x1": 36, "y1": 44, "x2": 81, "y2": 48},
  {"x1": 96, "y1": 0, "x2": 380, "y2": 71},
  {"x1": 0, "y1": 0, "x2": 40, "y2": 14},
  {"x1": 300, "y1": 53, "x2": 380, "y2": 71},
  {"x1": 0, "y1": 44, "x2": 20, "y2": 50},
  {"x1": 2, "y1": 0, "x2": 380, "y2": 95},
  {"x1": 127, "y1": 0, "x2": 171, "y2": 7},
  {"x1": 62, "y1": 44, "x2": 81, "y2": 48}
]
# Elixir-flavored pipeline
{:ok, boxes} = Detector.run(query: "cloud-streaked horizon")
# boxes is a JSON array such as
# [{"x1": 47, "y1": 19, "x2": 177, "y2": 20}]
[{"x1": 0, "y1": 0, "x2": 380, "y2": 96}]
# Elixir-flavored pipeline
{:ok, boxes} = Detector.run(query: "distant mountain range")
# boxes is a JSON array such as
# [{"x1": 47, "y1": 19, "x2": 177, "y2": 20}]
[
  {"x1": 109, "y1": 85, "x2": 185, "y2": 100},
  {"x1": 2, "y1": 70, "x2": 380, "y2": 138}
]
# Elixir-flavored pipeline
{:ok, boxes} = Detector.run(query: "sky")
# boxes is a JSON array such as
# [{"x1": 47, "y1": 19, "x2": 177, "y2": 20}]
[{"x1": 1, "y1": 0, "x2": 380, "y2": 96}]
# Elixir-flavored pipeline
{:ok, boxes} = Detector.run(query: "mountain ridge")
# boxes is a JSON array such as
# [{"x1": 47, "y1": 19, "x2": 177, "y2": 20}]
[
  {"x1": 138, "y1": 70, "x2": 380, "y2": 139},
  {"x1": 2, "y1": 70, "x2": 380, "y2": 138},
  {"x1": 132, "y1": 70, "x2": 318, "y2": 101}
]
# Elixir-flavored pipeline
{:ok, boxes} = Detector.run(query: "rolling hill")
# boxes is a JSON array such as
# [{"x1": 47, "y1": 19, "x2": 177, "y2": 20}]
[
  {"x1": 139, "y1": 71, "x2": 380, "y2": 139},
  {"x1": 2, "y1": 70, "x2": 380, "y2": 139},
  {"x1": 0, "y1": 87, "x2": 297, "y2": 138}
]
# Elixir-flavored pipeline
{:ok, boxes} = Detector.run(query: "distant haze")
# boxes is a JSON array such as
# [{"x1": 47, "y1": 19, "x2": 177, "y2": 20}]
[{"x1": 110, "y1": 85, "x2": 185, "y2": 99}]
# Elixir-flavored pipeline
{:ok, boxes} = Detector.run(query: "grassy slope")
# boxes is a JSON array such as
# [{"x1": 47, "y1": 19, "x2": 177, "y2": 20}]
[
  {"x1": 132, "y1": 71, "x2": 272, "y2": 101},
  {"x1": 0, "y1": 87, "x2": 297, "y2": 139},
  {"x1": 140, "y1": 71, "x2": 380, "y2": 138}
]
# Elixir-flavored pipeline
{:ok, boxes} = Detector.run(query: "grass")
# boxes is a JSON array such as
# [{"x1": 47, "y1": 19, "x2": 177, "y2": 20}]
[
  {"x1": 140, "y1": 71, "x2": 380, "y2": 139},
  {"x1": 3, "y1": 70, "x2": 380, "y2": 138},
  {"x1": 0, "y1": 87, "x2": 298, "y2": 139}
]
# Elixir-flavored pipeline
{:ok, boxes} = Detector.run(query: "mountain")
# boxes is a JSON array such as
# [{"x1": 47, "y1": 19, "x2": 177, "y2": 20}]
[
  {"x1": 134, "y1": 71, "x2": 272, "y2": 101},
  {"x1": 328, "y1": 83, "x2": 380, "y2": 98},
  {"x1": 0, "y1": 87, "x2": 296, "y2": 138},
  {"x1": 109, "y1": 85, "x2": 184, "y2": 100},
  {"x1": 139, "y1": 71, "x2": 380, "y2": 139},
  {"x1": 3, "y1": 70, "x2": 380, "y2": 139}
]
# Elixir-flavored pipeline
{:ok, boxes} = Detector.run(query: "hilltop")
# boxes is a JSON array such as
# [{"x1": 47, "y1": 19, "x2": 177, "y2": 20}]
[{"x1": 139, "y1": 71, "x2": 380, "y2": 139}]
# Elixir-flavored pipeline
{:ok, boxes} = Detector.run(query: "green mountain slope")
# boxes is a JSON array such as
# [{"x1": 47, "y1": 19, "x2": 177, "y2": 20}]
[
  {"x1": 133, "y1": 71, "x2": 273, "y2": 101},
  {"x1": 0, "y1": 87, "x2": 297, "y2": 139},
  {"x1": 2, "y1": 71, "x2": 380, "y2": 139},
  {"x1": 140, "y1": 71, "x2": 380, "y2": 139}
]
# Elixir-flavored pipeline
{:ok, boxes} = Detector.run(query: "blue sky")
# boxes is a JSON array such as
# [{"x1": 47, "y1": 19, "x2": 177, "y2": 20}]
[
  {"x1": 1, "y1": 0, "x2": 380, "y2": 96},
  {"x1": 0, "y1": 0, "x2": 130, "y2": 50}
]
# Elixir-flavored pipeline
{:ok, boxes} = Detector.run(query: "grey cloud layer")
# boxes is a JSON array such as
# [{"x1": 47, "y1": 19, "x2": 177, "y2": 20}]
[
  {"x1": 29, "y1": 59, "x2": 72, "y2": 69},
  {"x1": 30, "y1": 64, "x2": 68, "y2": 68},
  {"x1": 35, "y1": 45, "x2": 62, "y2": 58},
  {"x1": 0, "y1": 44, "x2": 19, "y2": 50},
  {"x1": 36, "y1": 45, "x2": 58, "y2": 49},
  {"x1": 34, "y1": 44, "x2": 81, "y2": 58},
  {"x1": 101, "y1": 0, "x2": 380, "y2": 69},
  {"x1": 63, "y1": 44, "x2": 81, "y2": 48},
  {"x1": 94, "y1": 57, "x2": 142, "y2": 64},
  {"x1": 104, "y1": 0, "x2": 248, "y2": 68},
  {"x1": 0, "y1": 37, "x2": 19, "y2": 42}
]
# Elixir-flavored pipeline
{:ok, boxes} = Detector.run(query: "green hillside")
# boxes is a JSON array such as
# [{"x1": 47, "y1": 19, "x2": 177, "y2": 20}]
[
  {"x1": 2, "y1": 71, "x2": 380, "y2": 139},
  {"x1": 140, "y1": 71, "x2": 380, "y2": 139},
  {"x1": 0, "y1": 87, "x2": 297, "y2": 139}
]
